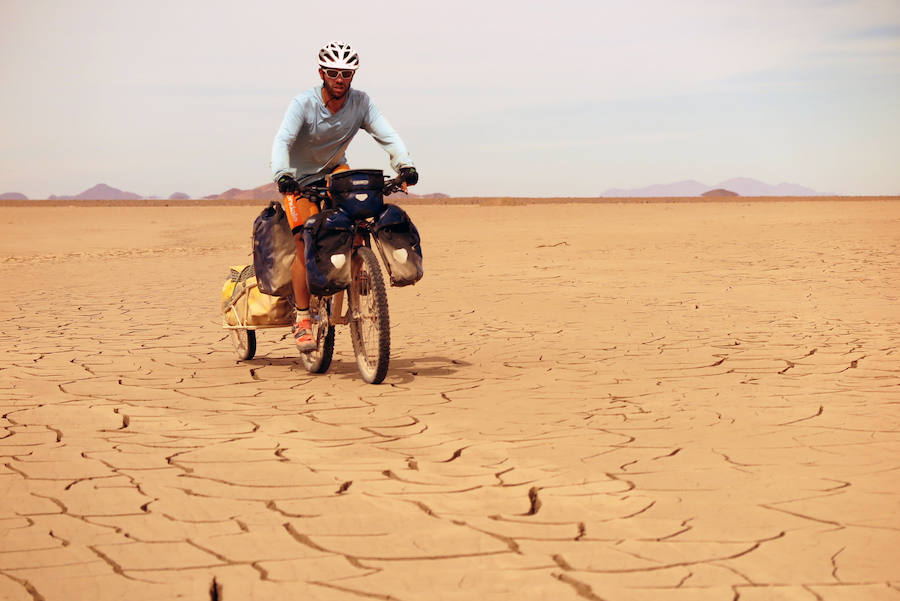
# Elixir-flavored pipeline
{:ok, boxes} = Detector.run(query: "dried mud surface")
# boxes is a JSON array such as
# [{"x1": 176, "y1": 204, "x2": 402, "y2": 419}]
[{"x1": 1, "y1": 201, "x2": 898, "y2": 600}]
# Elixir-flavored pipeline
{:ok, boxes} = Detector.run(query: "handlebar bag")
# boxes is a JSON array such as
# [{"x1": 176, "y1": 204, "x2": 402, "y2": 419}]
[
  {"x1": 372, "y1": 204, "x2": 423, "y2": 287},
  {"x1": 302, "y1": 209, "x2": 354, "y2": 296},
  {"x1": 329, "y1": 169, "x2": 384, "y2": 219},
  {"x1": 222, "y1": 265, "x2": 294, "y2": 326},
  {"x1": 252, "y1": 201, "x2": 296, "y2": 297}
]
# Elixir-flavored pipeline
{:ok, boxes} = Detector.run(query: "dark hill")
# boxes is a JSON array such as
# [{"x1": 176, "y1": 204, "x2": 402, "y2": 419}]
[
  {"x1": 702, "y1": 188, "x2": 739, "y2": 197},
  {"x1": 0, "y1": 192, "x2": 28, "y2": 201},
  {"x1": 50, "y1": 183, "x2": 142, "y2": 201}
]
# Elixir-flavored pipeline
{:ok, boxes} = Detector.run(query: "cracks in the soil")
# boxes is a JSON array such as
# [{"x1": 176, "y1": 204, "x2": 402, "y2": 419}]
[
  {"x1": 651, "y1": 448, "x2": 681, "y2": 460},
  {"x1": 113, "y1": 407, "x2": 130, "y2": 429},
  {"x1": 552, "y1": 572, "x2": 608, "y2": 600},
  {"x1": 47, "y1": 529, "x2": 71, "y2": 547},
  {"x1": 456, "y1": 520, "x2": 521, "y2": 554},
  {"x1": 830, "y1": 546, "x2": 845, "y2": 582},
  {"x1": 777, "y1": 405, "x2": 824, "y2": 426},
  {"x1": 284, "y1": 520, "x2": 511, "y2": 563},
  {"x1": 308, "y1": 581, "x2": 406, "y2": 601},
  {"x1": 440, "y1": 446, "x2": 468, "y2": 463},
  {"x1": 88, "y1": 545, "x2": 145, "y2": 582},
  {"x1": 525, "y1": 486, "x2": 542, "y2": 516},
  {"x1": 760, "y1": 503, "x2": 845, "y2": 528},
  {"x1": 714, "y1": 451, "x2": 760, "y2": 473},
  {"x1": 655, "y1": 520, "x2": 693, "y2": 541},
  {"x1": 713, "y1": 562, "x2": 755, "y2": 584},
  {"x1": 576, "y1": 522, "x2": 586, "y2": 541},
  {"x1": 838, "y1": 356, "x2": 865, "y2": 373},
  {"x1": 579, "y1": 531, "x2": 787, "y2": 575},
  {"x1": 552, "y1": 554, "x2": 575, "y2": 570},
  {"x1": 282, "y1": 523, "x2": 374, "y2": 573},
  {"x1": 605, "y1": 471, "x2": 637, "y2": 493},
  {"x1": 0, "y1": 570, "x2": 46, "y2": 601},
  {"x1": 778, "y1": 360, "x2": 795, "y2": 375},
  {"x1": 495, "y1": 467, "x2": 535, "y2": 487},
  {"x1": 404, "y1": 500, "x2": 437, "y2": 517},
  {"x1": 264, "y1": 499, "x2": 320, "y2": 518}
]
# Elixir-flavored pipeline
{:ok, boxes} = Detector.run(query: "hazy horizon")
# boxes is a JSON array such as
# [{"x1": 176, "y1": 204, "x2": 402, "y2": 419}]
[{"x1": 2, "y1": 0, "x2": 898, "y2": 198}]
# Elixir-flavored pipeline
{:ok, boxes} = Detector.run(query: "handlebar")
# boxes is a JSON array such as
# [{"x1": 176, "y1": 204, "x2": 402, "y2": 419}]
[
  {"x1": 382, "y1": 175, "x2": 406, "y2": 196},
  {"x1": 297, "y1": 173, "x2": 408, "y2": 205}
]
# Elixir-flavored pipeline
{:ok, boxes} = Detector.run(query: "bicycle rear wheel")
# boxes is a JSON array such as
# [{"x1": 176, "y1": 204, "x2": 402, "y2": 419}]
[
  {"x1": 230, "y1": 328, "x2": 256, "y2": 361},
  {"x1": 300, "y1": 295, "x2": 335, "y2": 373},
  {"x1": 348, "y1": 246, "x2": 390, "y2": 384}
]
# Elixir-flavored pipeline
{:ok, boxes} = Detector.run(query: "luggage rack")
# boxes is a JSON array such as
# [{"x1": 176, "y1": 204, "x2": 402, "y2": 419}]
[
  {"x1": 222, "y1": 273, "x2": 296, "y2": 360},
  {"x1": 222, "y1": 273, "x2": 353, "y2": 361}
]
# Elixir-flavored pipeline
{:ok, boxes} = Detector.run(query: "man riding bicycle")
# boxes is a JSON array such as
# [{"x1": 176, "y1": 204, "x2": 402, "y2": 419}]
[{"x1": 271, "y1": 40, "x2": 418, "y2": 351}]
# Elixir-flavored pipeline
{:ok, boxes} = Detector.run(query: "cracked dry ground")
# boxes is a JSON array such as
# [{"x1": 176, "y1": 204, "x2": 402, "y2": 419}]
[{"x1": 1, "y1": 201, "x2": 898, "y2": 601}]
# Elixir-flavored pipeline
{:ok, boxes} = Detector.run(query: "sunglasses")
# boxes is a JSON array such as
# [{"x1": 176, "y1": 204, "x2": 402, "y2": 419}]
[{"x1": 322, "y1": 68, "x2": 355, "y2": 79}]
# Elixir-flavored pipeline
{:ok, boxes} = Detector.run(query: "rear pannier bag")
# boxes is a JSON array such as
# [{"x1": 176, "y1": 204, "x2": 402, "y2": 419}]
[
  {"x1": 252, "y1": 201, "x2": 296, "y2": 297},
  {"x1": 329, "y1": 169, "x2": 385, "y2": 218},
  {"x1": 302, "y1": 209, "x2": 354, "y2": 296},
  {"x1": 372, "y1": 204, "x2": 424, "y2": 287}
]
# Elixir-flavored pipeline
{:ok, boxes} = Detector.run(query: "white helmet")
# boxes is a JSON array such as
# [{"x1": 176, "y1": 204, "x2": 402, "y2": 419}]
[{"x1": 318, "y1": 41, "x2": 360, "y2": 71}]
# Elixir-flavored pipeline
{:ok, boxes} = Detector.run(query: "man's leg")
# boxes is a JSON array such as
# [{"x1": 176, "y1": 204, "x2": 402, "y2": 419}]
[
  {"x1": 283, "y1": 195, "x2": 318, "y2": 351},
  {"x1": 291, "y1": 234, "x2": 310, "y2": 309}
]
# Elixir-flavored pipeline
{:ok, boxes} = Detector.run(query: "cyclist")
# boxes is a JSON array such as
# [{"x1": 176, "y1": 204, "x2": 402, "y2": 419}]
[{"x1": 271, "y1": 40, "x2": 418, "y2": 351}]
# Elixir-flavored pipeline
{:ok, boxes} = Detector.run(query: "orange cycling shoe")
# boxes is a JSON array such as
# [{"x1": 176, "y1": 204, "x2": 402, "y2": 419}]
[{"x1": 293, "y1": 317, "x2": 316, "y2": 352}]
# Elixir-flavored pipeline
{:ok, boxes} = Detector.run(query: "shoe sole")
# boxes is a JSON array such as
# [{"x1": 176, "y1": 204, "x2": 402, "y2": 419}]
[{"x1": 296, "y1": 340, "x2": 317, "y2": 352}]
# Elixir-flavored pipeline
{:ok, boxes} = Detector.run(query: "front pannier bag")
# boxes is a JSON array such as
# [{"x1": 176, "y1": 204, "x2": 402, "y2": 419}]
[
  {"x1": 329, "y1": 169, "x2": 385, "y2": 218},
  {"x1": 372, "y1": 204, "x2": 423, "y2": 287},
  {"x1": 302, "y1": 209, "x2": 354, "y2": 296},
  {"x1": 252, "y1": 201, "x2": 295, "y2": 297}
]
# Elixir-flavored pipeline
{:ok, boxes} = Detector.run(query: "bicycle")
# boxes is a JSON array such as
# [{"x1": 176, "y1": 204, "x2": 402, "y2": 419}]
[{"x1": 295, "y1": 170, "x2": 409, "y2": 384}]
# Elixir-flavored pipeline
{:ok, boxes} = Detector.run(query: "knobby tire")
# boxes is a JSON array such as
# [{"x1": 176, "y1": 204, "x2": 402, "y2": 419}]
[{"x1": 349, "y1": 246, "x2": 390, "y2": 384}]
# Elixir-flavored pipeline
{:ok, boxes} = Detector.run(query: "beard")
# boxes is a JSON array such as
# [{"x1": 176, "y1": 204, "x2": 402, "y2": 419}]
[{"x1": 323, "y1": 79, "x2": 350, "y2": 100}]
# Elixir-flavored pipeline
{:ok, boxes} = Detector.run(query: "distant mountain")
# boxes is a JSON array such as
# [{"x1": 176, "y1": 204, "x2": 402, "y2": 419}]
[
  {"x1": 603, "y1": 180, "x2": 709, "y2": 197},
  {"x1": 603, "y1": 177, "x2": 821, "y2": 197},
  {"x1": 168, "y1": 192, "x2": 191, "y2": 200},
  {"x1": 203, "y1": 182, "x2": 278, "y2": 201},
  {"x1": 715, "y1": 178, "x2": 818, "y2": 196},
  {"x1": 50, "y1": 183, "x2": 143, "y2": 201},
  {"x1": 0, "y1": 192, "x2": 28, "y2": 200}
]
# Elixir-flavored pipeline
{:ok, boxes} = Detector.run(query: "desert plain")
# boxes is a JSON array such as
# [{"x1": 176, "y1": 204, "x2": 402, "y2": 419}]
[{"x1": 1, "y1": 198, "x2": 898, "y2": 601}]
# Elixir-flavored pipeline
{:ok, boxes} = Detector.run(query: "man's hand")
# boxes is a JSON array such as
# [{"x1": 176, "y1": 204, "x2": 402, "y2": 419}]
[
  {"x1": 399, "y1": 167, "x2": 418, "y2": 186},
  {"x1": 277, "y1": 174, "x2": 301, "y2": 196}
]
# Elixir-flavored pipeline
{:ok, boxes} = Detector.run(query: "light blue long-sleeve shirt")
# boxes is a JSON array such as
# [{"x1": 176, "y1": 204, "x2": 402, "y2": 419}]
[{"x1": 270, "y1": 85, "x2": 414, "y2": 182}]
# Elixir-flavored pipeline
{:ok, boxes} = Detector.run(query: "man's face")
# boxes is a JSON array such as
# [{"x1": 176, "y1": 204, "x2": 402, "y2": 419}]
[{"x1": 320, "y1": 68, "x2": 354, "y2": 98}]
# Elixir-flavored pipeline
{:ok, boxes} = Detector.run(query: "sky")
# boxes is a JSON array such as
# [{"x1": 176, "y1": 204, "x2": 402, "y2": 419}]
[{"x1": 1, "y1": 0, "x2": 898, "y2": 198}]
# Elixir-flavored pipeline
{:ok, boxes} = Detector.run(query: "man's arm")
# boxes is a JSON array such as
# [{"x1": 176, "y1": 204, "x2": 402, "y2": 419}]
[
  {"x1": 361, "y1": 99, "x2": 414, "y2": 173},
  {"x1": 271, "y1": 98, "x2": 304, "y2": 182}
]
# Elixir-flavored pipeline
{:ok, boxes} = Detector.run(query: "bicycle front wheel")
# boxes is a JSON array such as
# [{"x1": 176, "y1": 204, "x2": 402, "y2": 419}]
[{"x1": 348, "y1": 246, "x2": 390, "y2": 384}]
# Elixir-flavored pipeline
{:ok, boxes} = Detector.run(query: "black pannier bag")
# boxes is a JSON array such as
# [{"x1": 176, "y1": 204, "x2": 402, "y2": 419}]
[
  {"x1": 329, "y1": 169, "x2": 385, "y2": 218},
  {"x1": 302, "y1": 209, "x2": 354, "y2": 296},
  {"x1": 372, "y1": 204, "x2": 424, "y2": 287},
  {"x1": 252, "y1": 201, "x2": 296, "y2": 297}
]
